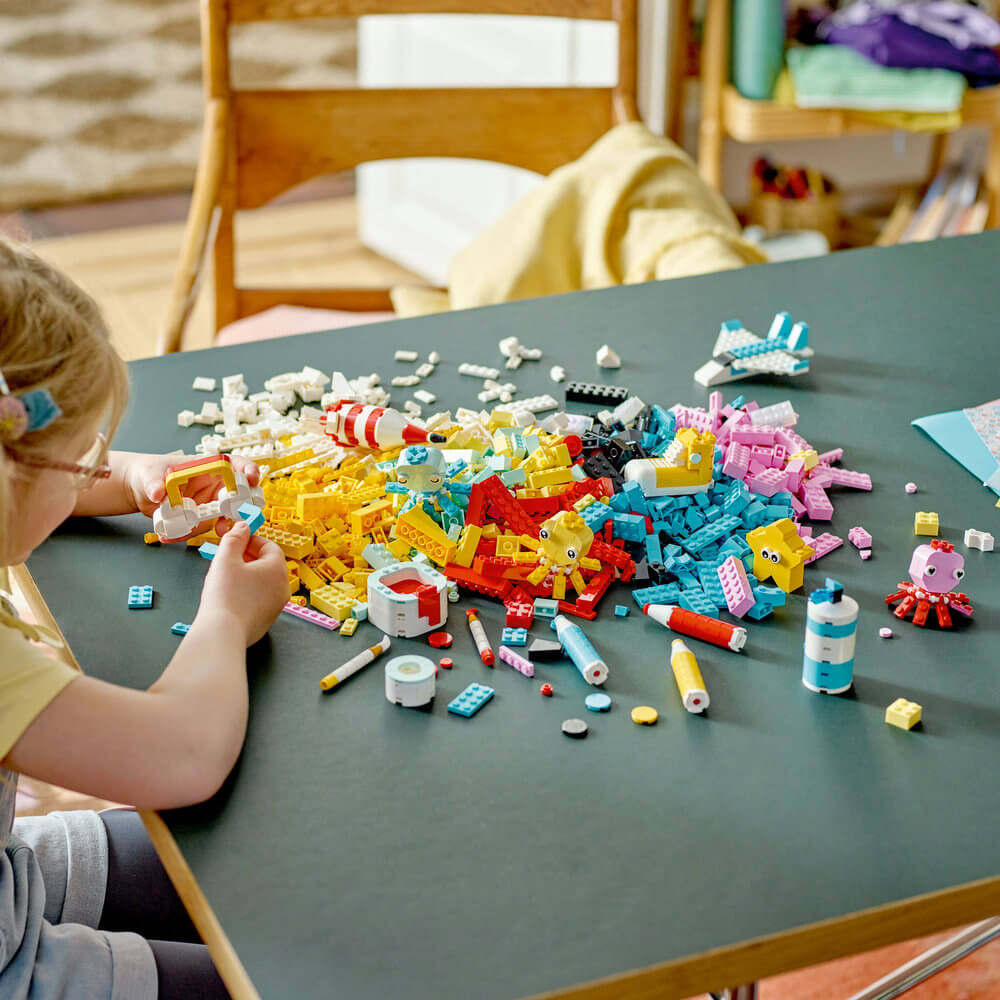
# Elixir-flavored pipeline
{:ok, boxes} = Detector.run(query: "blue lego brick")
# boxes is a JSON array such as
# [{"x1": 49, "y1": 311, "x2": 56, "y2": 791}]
[
  {"x1": 352, "y1": 602, "x2": 368, "y2": 622},
  {"x1": 772, "y1": 492, "x2": 794, "y2": 506},
  {"x1": 622, "y1": 481, "x2": 648, "y2": 516},
  {"x1": 678, "y1": 588, "x2": 718, "y2": 616},
  {"x1": 612, "y1": 512, "x2": 647, "y2": 542},
  {"x1": 448, "y1": 683, "x2": 495, "y2": 718},
  {"x1": 704, "y1": 506, "x2": 722, "y2": 523},
  {"x1": 500, "y1": 467, "x2": 527, "y2": 488},
  {"x1": 614, "y1": 605, "x2": 630, "y2": 617},
  {"x1": 127, "y1": 585, "x2": 154, "y2": 610},
  {"x1": 609, "y1": 492, "x2": 631, "y2": 513},
  {"x1": 170, "y1": 622, "x2": 190, "y2": 636},
  {"x1": 644, "y1": 533, "x2": 663, "y2": 566},
  {"x1": 501, "y1": 627, "x2": 528, "y2": 646},
  {"x1": 741, "y1": 501, "x2": 770, "y2": 528},
  {"x1": 685, "y1": 507, "x2": 706, "y2": 531},
  {"x1": 722, "y1": 482, "x2": 751, "y2": 516},
  {"x1": 198, "y1": 542, "x2": 219, "y2": 560},
  {"x1": 681, "y1": 515, "x2": 742, "y2": 554},
  {"x1": 533, "y1": 598, "x2": 559, "y2": 619},
  {"x1": 675, "y1": 570, "x2": 699, "y2": 589},
  {"x1": 632, "y1": 583, "x2": 681, "y2": 607},
  {"x1": 237, "y1": 503, "x2": 265, "y2": 534},
  {"x1": 692, "y1": 491, "x2": 710, "y2": 509},
  {"x1": 729, "y1": 393, "x2": 745, "y2": 409},
  {"x1": 752, "y1": 584, "x2": 787, "y2": 609},
  {"x1": 580, "y1": 503, "x2": 614, "y2": 531},
  {"x1": 743, "y1": 601, "x2": 775, "y2": 621},
  {"x1": 697, "y1": 564, "x2": 728, "y2": 608}
]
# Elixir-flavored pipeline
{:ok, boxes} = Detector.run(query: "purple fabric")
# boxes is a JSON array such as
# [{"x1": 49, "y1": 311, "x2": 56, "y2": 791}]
[{"x1": 822, "y1": 12, "x2": 1000, "y2": 87}]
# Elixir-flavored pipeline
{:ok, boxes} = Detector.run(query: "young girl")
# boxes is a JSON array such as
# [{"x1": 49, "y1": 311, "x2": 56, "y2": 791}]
[{"x1": 0, "y1": 239, "x2": 291, "y2": 998}]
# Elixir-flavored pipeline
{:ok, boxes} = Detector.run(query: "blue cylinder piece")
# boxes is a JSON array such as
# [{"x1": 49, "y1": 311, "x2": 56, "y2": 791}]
[{"x1": 732, "y1": 0, "x2": 786, "y2": 101}]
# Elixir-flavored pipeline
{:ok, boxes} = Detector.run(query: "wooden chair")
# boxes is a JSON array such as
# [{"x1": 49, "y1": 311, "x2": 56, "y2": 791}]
[
  {"x1": 158, "y1": 0, "x2": 639, "y2": 354},
  {"x1": 697, "y1": 0, "x2": 1000, "y2": 233}
]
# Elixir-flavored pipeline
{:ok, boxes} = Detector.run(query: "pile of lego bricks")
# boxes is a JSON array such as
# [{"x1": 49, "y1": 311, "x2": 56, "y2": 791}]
[{"x1": 164, "y1": 365, "x2": 873, "y2": 638}]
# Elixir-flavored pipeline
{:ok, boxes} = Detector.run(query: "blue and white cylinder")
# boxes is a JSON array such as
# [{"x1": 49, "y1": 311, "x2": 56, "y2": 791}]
[{"x1": 802, "y1": 578, "x2": 858, "y2": 695}]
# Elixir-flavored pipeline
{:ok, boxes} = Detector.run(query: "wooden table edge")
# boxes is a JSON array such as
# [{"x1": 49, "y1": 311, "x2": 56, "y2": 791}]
[{"x1": 14, "y1": 565, "x2": 999, "y2": 1000}]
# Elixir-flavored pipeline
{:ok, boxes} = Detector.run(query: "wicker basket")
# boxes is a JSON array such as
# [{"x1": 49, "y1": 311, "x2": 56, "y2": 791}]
[{"x1": 747, "y1": 188, "x2": 842, "y2": 248}]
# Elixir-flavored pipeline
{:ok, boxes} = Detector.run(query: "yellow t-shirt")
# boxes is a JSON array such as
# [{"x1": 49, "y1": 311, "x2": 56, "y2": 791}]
[{"x1": 0, "y1": 572, "x2": 79, "y2": 764}]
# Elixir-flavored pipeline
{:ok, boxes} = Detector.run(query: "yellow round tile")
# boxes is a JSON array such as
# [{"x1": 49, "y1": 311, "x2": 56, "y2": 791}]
[{"x1": 630, "y1": 705, "x2": 658, "y2": 726}]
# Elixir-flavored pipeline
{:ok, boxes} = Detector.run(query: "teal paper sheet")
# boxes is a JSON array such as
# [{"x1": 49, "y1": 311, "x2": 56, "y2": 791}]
[{"x1": 913, "y1": 407, "x2": 1000, "y2": 496}]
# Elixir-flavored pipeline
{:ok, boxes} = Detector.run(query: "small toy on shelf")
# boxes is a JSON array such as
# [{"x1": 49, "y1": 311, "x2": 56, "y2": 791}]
[{"x1": 885, "y1": 540, "x2": 973, "y2": 628}]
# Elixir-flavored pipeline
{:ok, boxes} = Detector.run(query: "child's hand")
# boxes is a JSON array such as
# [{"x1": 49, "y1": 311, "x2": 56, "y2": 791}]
[
  {"x1": 196, "y1": 521, "x2": 288, "y2": 646},
  {"x1": 123, "y1": 452, "x2": 261, "y2": 538}
]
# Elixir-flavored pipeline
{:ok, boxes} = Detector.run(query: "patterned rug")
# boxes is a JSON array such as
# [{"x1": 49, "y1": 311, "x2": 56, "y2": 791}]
[{"x1": 0, "y1": 0, "x2": 356, "y2": 210}]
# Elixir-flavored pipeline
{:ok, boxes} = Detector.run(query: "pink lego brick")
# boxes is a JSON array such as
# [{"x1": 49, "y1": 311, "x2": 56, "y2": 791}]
[
  {"x1": 798, "y1": 524, "x2": 814, "y2": 539},
  {"x1": 826, "y1": 467, "x2": 872, "y2": 491},
  {"x1": 670, "y1": 404, "x2": 712, "y2": 431},
  {"x1": 717, "y1": 556, "x2": 756, "y2": 618},
  {"x1": 498, "y1": 645, "x2": 535, "y2": 677},
  {"x1": 772, "y1": 444, "x2": 787, "y2": 466},
  {"x1": 775, "y1": 427, "x2": 809, "y2": 453},
  {"x1": 709, "y1": 391, "x2": 723, "y2": 432},
  {"x1": 817, "y1": 448, "x2": 843, "y2": 465},
  {"x1": 731, "y1": 426, "x2": 776, "y2": 446},
  {"x1": 716, "y1": 410, "x2": 749, "y2": 445},
  {"x1": 722, "y1": 442, "x2": 751, "y2": 478},
  {"x1": 748, "y1": 457, "x2": 768, "y2": 476},
  {"x1": 860, "y1": 549, "x2": 872, "y2": 560},
  {"x1": 748, "y1": 467, "x2": 789, "y2": 497},
  {"x1": 785, "y1": 458, "x2": 806, "y2": 492},
  {"x1": 743, "y1": 401, "x2": 759, "y2": 413},
  {"x1": 282, "y1": 602, "x2": 340, "y2": 630},
  {"x1": 848, "y1": 525, "x2": 873, "y2": 549},
  {"x1": 750, "y1": 444, "x2": 775, "y2": 468},
  {"x1": 804, "y1": 533, "x2": 843, "y2": 563},
  {"x1": 805, "y1": 466, "x2": 833, "y2": 488},
  {"x1": 801, "y1": 485, "x2": 834, "y2": 521},
  {"x1": 790, "y1": 494, "x2": 807, "y2": 517}
]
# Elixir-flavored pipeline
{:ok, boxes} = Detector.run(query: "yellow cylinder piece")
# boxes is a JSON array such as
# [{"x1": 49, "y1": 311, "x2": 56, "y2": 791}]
[{"x1": 670, "y1": 639, "x2": 710, "y2": 713}]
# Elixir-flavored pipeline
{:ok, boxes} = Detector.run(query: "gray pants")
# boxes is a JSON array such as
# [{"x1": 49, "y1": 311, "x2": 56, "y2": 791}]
[{"x1": 5, "y1": 809, "x2": 229, "y2": 999}]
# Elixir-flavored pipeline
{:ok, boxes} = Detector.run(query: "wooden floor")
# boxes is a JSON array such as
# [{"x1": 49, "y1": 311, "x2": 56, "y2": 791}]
[{"x1": 24, "y1": 194, "x2": 422, "y2": 359}]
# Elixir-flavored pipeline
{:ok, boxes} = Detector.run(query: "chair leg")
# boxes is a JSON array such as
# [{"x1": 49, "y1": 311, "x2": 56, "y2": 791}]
[
  {"x1": 157, "y1": 99, "x2": 228, "y2": 355},
  {"x1": 697, "y1": 0, "x2": 729, "y2": 189},
  {"x1": 985, "y1": 127, "x2": 1000, "y2": 229},
  {"x1": 845, "y1": 917, "x2": 1000, "y2": 1000}
]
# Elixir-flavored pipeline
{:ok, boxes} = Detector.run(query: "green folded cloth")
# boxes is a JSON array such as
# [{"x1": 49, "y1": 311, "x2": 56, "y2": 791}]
[{"x1": 787, "y1": 44, "x2": 965, "y2": 113}]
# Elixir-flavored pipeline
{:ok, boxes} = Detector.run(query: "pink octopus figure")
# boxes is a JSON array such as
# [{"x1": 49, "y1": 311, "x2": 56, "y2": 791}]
[{"x1": 885, "y1": 539, "x2": 973, "y2": 628}]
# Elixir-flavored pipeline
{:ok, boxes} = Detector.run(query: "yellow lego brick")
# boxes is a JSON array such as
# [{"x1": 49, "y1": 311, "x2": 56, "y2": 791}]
[
  {"x1": 259, "y1": 524, "x2": 315, "y2": 560},
  {"x1": 489, "y1": 410, "x2": 516, "y2": 429},
  {"x1": 310, "y1": 585, "x2": 356, "y2": 620},
  {"x1": 319, "y1": 556, "x2": 350, "y2": 581},
  {"x1": 528, "y1": 467, "x2": 573, "y2": 490},
  {"x1": 492, "y1": 431, "x2": 512, "y2": 455},
  {"x1": 885, "y1": 698, "x2": 922, "y2": 730},
  {"x1": 495, "y1": 534, "x2": 521, "y2": 558},
  {"x1": 573, "y1": 495, "x2": 597, "y2": 512},
  {"x1": 350, "y1": 498, "x2": 394, "y2": 536},
  {"x1": 296, "y1": 492, "x2": 341, "y2": 521},
  {"x1": 790, "y1": 449, "x2": 819, "y2": 471},
  {"x1": 387, "y1": 537, "x2": 412, "y2": 560},
  {"x1": 316, "y1": 530, "x2": 347, "y2": 558},
  {"x1": 394, "y1": 506, "x2": 457, "y2": 566},
  {"x1": 481, "y1": 523, "x2": 499, "y2": 540},
  {"x1": 185, "y1": 528, "x2": 220, "y2": 547},
  {"x1": 344, "y1": 571, "x2": 370, "y2": 591},
  {"x1": 914, "y1": 511, "x2": 939, "y2": 536},
  {"x1": 288, "y1": 595, "x2": 307, "y2": 607},
  {"x1": 143, "y1": 532, "x2": 160, "y2": 545},
  {"x1": 265, "y1": 447, "x2": 315, "y2": 474},
  {"x1": 293, "y1": 560, "x2": 326, "y2": 593},
  {"x1": 267, "y1": 506, "x2": 297, "y2": 524},
  {"x1": 339, "y1": 617, "x2": 359, "y2": 637},
  {"x1": 453, "y1": 524, "x2": 483, "y2": 568}
]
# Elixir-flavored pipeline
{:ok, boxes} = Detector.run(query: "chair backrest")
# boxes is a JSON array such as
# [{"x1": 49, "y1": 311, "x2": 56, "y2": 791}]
[{"x1": 202, "y1": 0, "x2": 639, "y2": 330}]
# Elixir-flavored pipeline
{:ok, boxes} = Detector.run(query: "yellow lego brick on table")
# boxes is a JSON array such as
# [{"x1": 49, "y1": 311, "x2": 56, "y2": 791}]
[
  {"x1": 310, "y1": 585, "x2": 356, "y2": 621},
  {"x1": 394, "y1": 506, "x2": 457, "y2": 566},
  {"x1": 143, "y1": 532, "x2": 160, "y2": 545},
  {"x1": 350, "y1": 498, "x2": 394, "y2": 536},
  {"x1": 297, "y1": 492, "x2": 341, "y2": 521},
  {"x1": 453, "y1": 524, "x2": 483, "y2": 568},
  {"x1": 885, "y1": 698, "x2": 922, "y2": 730},
  {"x1": 293, "y1": 560, "x2": 326, "y2": 593},
  {"x1": 914, "y1": 512, "x2": 939, "y2": 536},
  {"x1": 339, "y1": 617, "x2": 359, "y2": 637},
  {"x1": 258, "y1": 524, "x2": 315, "y2": 560},
  {"x1": 495, "y1": 534, "x2": 521, "y2": 558}
]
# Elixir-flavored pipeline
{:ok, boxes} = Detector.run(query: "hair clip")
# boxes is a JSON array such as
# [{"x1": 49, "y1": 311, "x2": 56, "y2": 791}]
[{"x1": 0, "y1": 370, "x2": 62, "y2": 443}]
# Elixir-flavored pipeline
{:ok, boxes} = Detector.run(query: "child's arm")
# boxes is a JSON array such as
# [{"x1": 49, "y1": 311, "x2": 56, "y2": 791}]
[
  {"x1": 72, "y1": 451, "x2": 260, "y2": 519},
  {"x1": 3, "y1": 522, "x2": 289, "y2": 810}
]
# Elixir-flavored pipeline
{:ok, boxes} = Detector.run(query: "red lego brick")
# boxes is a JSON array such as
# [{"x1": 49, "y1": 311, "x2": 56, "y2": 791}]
[
  {"x1": 504, "y1": 586, "x2": 535, "y2": 628},
  {"x1": 466, "y1": 482, "x2": 488, "y2": 526},
  {"x1": 444, "y1": 563, "x2": 512, "y2": 600},
  {"x1": 480, "y1": 475, "x2": 538, "y2": 537}
]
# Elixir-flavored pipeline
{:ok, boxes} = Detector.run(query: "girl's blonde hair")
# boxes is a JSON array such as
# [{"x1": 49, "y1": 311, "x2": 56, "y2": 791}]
[{"x1": 0, "y1": 238, "x2": 130, "y2": 551}]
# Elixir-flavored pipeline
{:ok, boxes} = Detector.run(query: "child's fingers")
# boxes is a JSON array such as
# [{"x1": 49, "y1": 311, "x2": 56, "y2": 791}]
[
  {"x1": 216, "y1": 519, "x2": 250, "y2": 559},
  {"x1": 245, "y1": 535, "x2": 283, "y2": 564},
  {"x1": 145, "y1": 480, "x2": 165, "y2": 504}
]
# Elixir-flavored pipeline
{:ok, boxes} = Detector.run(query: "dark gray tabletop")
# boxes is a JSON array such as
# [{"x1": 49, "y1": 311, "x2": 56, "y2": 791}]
[{"x1": 28, "y1": 233, "x2": 1000, "y2": 999}]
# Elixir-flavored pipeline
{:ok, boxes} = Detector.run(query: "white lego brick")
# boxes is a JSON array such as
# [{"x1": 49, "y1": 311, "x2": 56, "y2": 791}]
[
  {"x1": 750, "y1": 400, "x2": 798, "y2": 427},
  {"x1": 498, "y1": 336, "x2": 521, "y2": 359},
  {"x1": 222, "y1": 374, "x2": 248, "y2": 398},
  {"x1": 392, "y1": 375, "x2": 421, "y2": 387},
  {"x1": 300, "y1": 366, "x2": 329, "y2": 386},
  {"x1": 964, "y1": 528, "x2": 995, "y2": 552},
  {"x1": 612, "y1": 395, "x2": 645, "y2": 427},
  {"x1": 415, "y1": 363, "x2": 435, "y2": 378},
  {"x1": 516, "y1": 394, "x2": 559, "y2": 414},
  {"x1": 550, "y1": 365, "x2": 566, "y2": 382},
  {"x1": 596, "y1": 344, "x2": 621, "y2": 369},
  {"x1": 459, "y1": 363, "x2": 500, "y2": 379},
  {"x1": 414, "y1": 389, "x2": 436, "y2": 405},
  {"x1": 520, "y1": 348, "x2": 542, "y2": 360},
  {"x1": 424, "y1": 411, "x2": 451, "y2": 432},
  {"x1": 177, "y1": 410, "x2": 196, "y2": 427},
  {"x1": 192, "y1": 376, "x2": 216, "y2": 392},
  {"x1": 394, "y1": 350, "x2": 419, "y2": 362},
  {"x1": 505, "y1": 355, "x2": 524, "y2": 370}
]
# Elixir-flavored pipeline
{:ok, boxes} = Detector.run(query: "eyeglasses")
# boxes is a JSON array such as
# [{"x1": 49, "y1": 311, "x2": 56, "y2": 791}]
[{"x1": 8, "y1": 432, "x2": 111, "y2": 489}]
